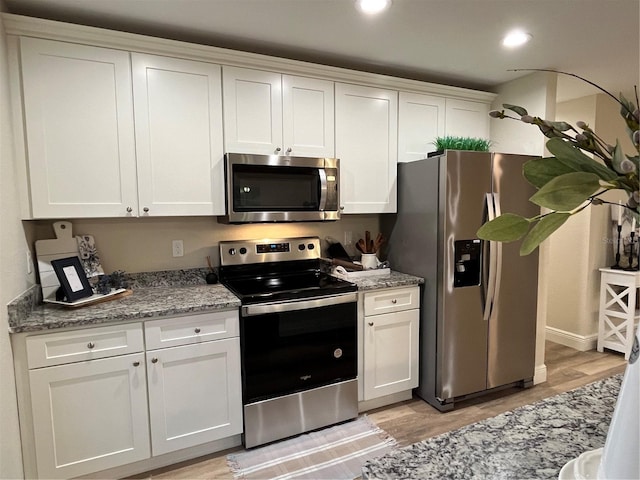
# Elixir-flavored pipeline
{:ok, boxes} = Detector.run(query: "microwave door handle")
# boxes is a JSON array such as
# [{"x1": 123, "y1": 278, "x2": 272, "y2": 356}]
[{"x1": 318, "y1": 169, "x2": 328, "y2": 210}]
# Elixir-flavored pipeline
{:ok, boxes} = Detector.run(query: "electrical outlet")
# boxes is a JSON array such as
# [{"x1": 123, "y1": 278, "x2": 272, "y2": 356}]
[
  {"x1": 172, "y1": 240, "x2": 184, "y2": 257},
  {"x1": 344, "y1": 231, "x2": 353, "y2": 246}
]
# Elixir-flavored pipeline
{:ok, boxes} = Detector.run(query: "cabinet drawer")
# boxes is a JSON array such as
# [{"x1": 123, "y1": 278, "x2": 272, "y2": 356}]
[
  {"x1": 364, "y1": 286, "x2": 419, "y2": 316},
  {"x1": 26, "y1": 323, "x2": 144, "y2": 369},
  {"x1": 145, "y1": 310, "x2": 239, "y2": 350}
]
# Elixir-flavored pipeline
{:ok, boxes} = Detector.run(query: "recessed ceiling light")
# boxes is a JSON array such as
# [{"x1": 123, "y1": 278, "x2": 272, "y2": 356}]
[
  {"x1": 502, "y1": 30, "x2": 532, "y2": 48},
  {"x1": 356, "y1": 0, "x2": 392, "y2": 15}
]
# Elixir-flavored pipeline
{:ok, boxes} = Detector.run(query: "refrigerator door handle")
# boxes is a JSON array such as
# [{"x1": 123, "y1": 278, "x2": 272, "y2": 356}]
[
  {"x1": 483, "y1": 193, "x2": 498, "y2": 321},
  {"x1": 492, "y1": 192, "x2": 504, "y2": 320}
]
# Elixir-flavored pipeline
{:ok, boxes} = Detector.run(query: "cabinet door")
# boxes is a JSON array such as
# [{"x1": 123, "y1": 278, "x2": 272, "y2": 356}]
[
  {"x1": 398, "y1": 92, "x2": 445, "y2": 162},
  {"x1": 20, "y1": 37, "x2": 137, "y2": 218},
  {"x1": 132, "y1": 54, "x2": 225, "y2": 216},
  {"x1": 29, "y1": 353, "x2": 150, "y2": 479},
  {"x1": 282, "y1": 75, "x2": 334, "y2": 157},
  {"x1": 222, "y1": 66, "x2": 283, "y2": 155},
  {"x1": 146, "y1": 338, "x2": 243, "y2": 455},
  {"x1": 363, "y1": 309, "x2": 419, "y2": 400},
  {"x1": 445, "y1": 98, "x2": 490, "y2": 139},
  {"x1": 335, "y1": 83, "x2": 398, "y2": 214}
]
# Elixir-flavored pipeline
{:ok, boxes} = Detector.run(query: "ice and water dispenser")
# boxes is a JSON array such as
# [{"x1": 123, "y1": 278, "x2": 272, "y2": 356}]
[{"x1": 453, "y1": 239, "x2": 482, "y2": 288}]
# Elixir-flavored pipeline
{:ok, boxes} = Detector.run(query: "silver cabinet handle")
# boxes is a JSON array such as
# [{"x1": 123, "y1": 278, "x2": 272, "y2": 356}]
[
  {"x1": 151, "y1": 358, "x2": 158, "y2": 364},
  {"x1": 275, "y1": 147, "x2": 281, "y2": 153},
  {"x1": 368, "y1": 322, "x2": 374, "y2": 326},
  {"x1": 126, "y1": 206, "x2": 133, "y2": 213},
  {"x1": 286, "y1": 147, "x2": 292, "y2": 154},
  {"x1": 133, "y1": 361, "x2": 140, "y2": 367},
  {"x1": 143, "y1": 207, "x2": 149, "y2": 213},
  {"x1": 87, "y1": 342, "x2": 95, "y2": 349},
  {"x1": 194, "y1": 328, "x2": 201, "y2": 334}
]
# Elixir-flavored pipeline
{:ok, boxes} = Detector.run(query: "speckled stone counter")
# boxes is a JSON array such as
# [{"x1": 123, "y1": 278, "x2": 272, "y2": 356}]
[
  {"x1": 9, "y1": 284, "x2": 240, "y2": 334},
  {"x1": 362, "y1": 374, "x2": 623, "y2": 480},
  {"x1": 8, "y1": 267, "x2": 422, "y2": 334},
  {"x1": 333, "y1": 270, "x2": 424, "y2": 291}
]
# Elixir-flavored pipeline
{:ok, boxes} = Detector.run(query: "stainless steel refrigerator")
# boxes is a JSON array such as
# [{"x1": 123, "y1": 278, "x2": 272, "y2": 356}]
[{"x1": 382, "y1": 150, "x2": 539, "y2": 411}]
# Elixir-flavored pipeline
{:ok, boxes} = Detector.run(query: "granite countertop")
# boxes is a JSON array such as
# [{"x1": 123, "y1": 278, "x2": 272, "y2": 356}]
[
  {"x1": 8, "y1": 268, "x2": 423, "y2": 334},
  {"x1": 362, "y1": 374, "x2": 623, "y2": 480},
  {"x1": 339, "y1": 270, "x2": 423, "y2": 291},
  {"x1": 9, "y1": 284, "x2": 241, "y2": 334}
]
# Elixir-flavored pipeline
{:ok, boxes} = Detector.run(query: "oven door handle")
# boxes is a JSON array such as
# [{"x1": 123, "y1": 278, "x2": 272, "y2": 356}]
[{"x1": 242, "y1": 292, "x2": 357, "y2": 316}]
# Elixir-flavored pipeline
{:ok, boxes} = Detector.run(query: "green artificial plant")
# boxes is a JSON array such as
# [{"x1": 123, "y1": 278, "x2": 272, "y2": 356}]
[
  {"x1": 432, "y1": 136, "x2": 492, "y2": 152},
  {"x1": 477, "y1": 71, "x2": 640, "y2": 255}
]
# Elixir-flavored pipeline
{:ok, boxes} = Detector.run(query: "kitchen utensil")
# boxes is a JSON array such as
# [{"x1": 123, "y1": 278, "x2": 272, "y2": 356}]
[
  {"x1": 205, "y1": 256, "x2": 218, "y2": 284},
  {"x1": 330, "y1": 258, "x2": 364, "y2": 271},
  {"x1": 35, "y1": 221, "x2": 81, "y2": 300},
  {"x1": 356, "y1": 238, "x2": 367, "y2": 253},
  {"x1": 326, "y1": 240, "x2": 352, "y2": 262},
  {"x1": 373, "y1": 233, "x2": 384, "y2": 253}
]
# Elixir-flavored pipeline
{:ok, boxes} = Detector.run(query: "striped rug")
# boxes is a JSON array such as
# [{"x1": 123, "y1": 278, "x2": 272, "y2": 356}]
[{"x1": 227, "y1": 416, "x2": 397, "y2": 479}]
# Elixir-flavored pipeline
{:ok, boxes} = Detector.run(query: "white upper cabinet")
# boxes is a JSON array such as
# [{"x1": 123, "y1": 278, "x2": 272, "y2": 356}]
[
  {"x1": 398, "y1": 92, "x2": 446, "y2": 162},
  {"x1": 444, "y1": 98, "x2": 490, "y2": 139},
  {"x1": 132, "y1": 54, "x2": 225, "y2": 216},
  {"x1": 223, "y1": 66, "x2": 334, "y2": 157},
  {"x1": 335, "y1": 83, "x2": 398, "y2": 214},
  {"x1": 20, "y1": 37, "x2": 138, "y2": 218}
]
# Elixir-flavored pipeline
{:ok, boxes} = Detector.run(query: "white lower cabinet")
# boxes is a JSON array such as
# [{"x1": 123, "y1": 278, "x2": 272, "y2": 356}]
[
  {"x1": 20, "y1": 311, "x2": 242, "y2": 479},
  {"x1": 27, "y1": 326, "x2": 150, "y2": 479},
  {"x1": 361, "y1": 286, "x2": 420, "y2": 402},
  {"x1": 146, "y1": 335, "x2": 243, "y2": 456}
]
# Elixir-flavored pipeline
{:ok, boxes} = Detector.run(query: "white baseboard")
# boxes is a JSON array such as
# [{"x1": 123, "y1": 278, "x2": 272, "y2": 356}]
[
  {"x1": 545, "y1": 326, "x2": 598, "y2": 352},
  {"x1": 533, "y1": 363, "x2": 547, "y2": 385}
]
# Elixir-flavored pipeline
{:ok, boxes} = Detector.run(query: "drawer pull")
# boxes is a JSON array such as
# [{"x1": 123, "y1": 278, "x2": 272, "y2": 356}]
[
  {"x1": 391, "y1": 299, "x2": 397, "y2": 304},
  {"x1": 368, "y1": 322, "x2": 374, "y2": 326},
  {"x1": 87, "y1": 342, "x2": 95, "y2": 349},
  {"x1": 194, "y1": 327, "x2": 201, "y2": 334},
  {"x1": 151, "y1": 357, "x2": 158, "y2": 364},
  {"x1": 133, "y1": 361, "x2": 140, "y2": 367}
]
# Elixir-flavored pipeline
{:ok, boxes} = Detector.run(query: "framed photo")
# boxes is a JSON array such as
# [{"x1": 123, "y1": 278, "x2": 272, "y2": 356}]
[{"x1": 51, "y1": 256, "x2": 94, "y2": 302}]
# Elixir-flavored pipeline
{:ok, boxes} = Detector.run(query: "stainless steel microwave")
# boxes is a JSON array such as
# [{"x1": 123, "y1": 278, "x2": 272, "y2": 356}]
[{"x1": 221, "y1": 153, "x2": 341, "y2": 223}]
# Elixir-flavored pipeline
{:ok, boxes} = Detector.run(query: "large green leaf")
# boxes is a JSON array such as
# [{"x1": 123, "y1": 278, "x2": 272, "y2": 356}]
[
  {"x1": 476, "y1": 213, "x2": 530, "y2": 242},
  {"x1": 529, "y1": 172, "x2": 600, "y2": 210},
  {"x1": 520, "y1": 212, "x2": 571, "y2": 255},
  {"x1": 523, "y1": 157, "x2": 576, "y2": 188},
  {"x1": 502, "y1": 104, "x2": 528, "y2": 116},
  {"x1": 546, "y1": 138, "x2": 618, "y2": 181}
]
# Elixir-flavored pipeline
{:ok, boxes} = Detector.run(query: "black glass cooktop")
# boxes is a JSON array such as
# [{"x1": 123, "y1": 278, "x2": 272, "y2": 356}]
[{"x1": 220, "y1": 268, "x2": 357, "y2": 304}]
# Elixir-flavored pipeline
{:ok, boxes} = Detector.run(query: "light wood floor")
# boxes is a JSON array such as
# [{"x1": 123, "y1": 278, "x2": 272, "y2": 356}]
[{"x1": 132, "y1": 342, "x2": 627, "y2": 479}]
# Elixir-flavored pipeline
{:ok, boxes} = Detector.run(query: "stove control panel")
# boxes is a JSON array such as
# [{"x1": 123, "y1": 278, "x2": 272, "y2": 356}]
[{"x1": 220, "y1": 237, "x2": 321, "y2": 266}]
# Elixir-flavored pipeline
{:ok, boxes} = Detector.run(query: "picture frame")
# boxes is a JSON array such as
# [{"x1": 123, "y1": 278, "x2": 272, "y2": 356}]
[{"x1": 51, "y1": 256, "x2": 94, "y2": 302}]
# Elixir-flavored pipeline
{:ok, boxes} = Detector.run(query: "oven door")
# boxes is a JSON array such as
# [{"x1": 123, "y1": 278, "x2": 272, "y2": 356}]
[{"x1": 240, "y1": 293, "x2": 357, "y2": 404}]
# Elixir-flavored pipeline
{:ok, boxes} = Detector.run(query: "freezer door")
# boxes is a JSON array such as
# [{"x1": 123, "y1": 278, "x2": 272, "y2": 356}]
[
  {"x1": 488, "y1": 153, "x2": 538, "y2": 388},
  {"x1": 438, "y1": 151, "x2": 492, "y2": 400}
]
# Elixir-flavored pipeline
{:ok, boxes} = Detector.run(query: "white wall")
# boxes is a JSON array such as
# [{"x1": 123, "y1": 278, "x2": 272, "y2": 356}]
[
  {"x1": 492, "y1": 71, "x2": 557, "y2": 385},
  {"x1": 545, "y1": 94, "x2": 629, "y2": 348},
  {"x1": 0, "y1": 7, "x2": 32, "y2": 478}
]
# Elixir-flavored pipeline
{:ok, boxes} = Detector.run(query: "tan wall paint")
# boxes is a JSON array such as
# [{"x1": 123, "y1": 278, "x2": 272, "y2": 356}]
[
  {"x1": 546, "y1": 94, "x2": 629, "y2": 342},
  {"x1": 25, "y1": 215, "x2": 382, "y2": 275}
]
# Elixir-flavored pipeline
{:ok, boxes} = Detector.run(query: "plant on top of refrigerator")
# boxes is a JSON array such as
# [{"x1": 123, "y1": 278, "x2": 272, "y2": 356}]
[{"x1": 477, "y1": 70, "x2": 639, "y2": 255}]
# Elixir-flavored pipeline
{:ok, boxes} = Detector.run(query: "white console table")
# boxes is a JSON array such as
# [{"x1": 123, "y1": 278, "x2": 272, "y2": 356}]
[{"x1": 598, "y1": 267, "x2": 640, "y2": 359}]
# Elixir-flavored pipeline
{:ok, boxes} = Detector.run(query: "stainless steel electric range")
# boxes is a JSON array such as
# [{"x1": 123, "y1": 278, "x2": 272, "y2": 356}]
[{"x1": 218, "y1": 237, "x2": 358, "y2": 448}]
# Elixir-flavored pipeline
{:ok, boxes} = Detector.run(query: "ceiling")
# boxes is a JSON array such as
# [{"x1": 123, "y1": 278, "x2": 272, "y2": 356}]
[{"x1": 3, "y1": 0, "x2": 639, "y2": 104}]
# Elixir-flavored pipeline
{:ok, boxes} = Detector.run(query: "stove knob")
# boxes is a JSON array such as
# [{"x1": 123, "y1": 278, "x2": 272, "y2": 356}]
[
  {"x1": 228, "y1": 248, "x2": 236, "y2": 255},
  {"x1": 298, "y1": 243, "x2": 306, "y2": 251},
  {"x1": 239, "y1": 247, "x2": 247, "y2": 255},
  {"x1": 307, "y1": 243, "x2": 315, "y2": 250}
]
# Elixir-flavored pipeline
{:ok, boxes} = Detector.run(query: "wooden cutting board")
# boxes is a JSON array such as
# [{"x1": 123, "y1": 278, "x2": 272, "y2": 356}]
[{"x1": 35, "y1": 221, "x2": 80, "y2": 300}]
